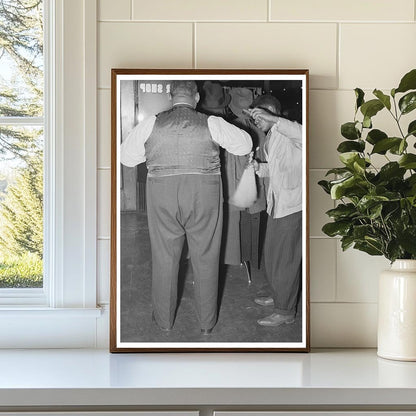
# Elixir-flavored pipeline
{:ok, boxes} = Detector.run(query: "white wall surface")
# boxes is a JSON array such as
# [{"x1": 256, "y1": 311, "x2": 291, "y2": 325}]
[{"x1": 96, "y1": 0, "x2": 416, "y2": 347}]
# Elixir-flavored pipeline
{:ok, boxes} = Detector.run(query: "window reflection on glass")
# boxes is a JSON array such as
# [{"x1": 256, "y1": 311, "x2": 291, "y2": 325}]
[{"x1": 0, "y1": 0, "x2": 44, "y2": 289}]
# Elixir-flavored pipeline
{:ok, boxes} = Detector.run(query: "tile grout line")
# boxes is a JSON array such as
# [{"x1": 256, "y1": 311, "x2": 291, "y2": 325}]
[
  {"x1": 333, "y1": 226, "x2": 339, "y2": 303},
  {"x1": 268, "y1": 0, "x2": 271, "y2": 22},
  {"x1": 130, "y1": 0, "x2": 133, "y2": 20},
  {"x1": 193, "y1": 22, "x2": 197, "y2": 69},
  {"x1": 97, "y1": 19, "x2": 415, "y2": 24},
  {"x1": 311, "y1": 301, "x2": 378, "y2": 305},
  {"x1": 336, "y1": 22, "x2": 341, "y2": 90}
]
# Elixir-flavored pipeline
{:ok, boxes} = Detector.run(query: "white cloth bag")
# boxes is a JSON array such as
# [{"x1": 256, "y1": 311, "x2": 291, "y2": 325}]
[{"x1": 229, "y1": 164, "x2": 257, "y2": 208}]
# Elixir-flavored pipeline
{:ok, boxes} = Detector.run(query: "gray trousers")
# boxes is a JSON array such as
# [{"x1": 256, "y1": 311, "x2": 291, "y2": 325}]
[
  {"x1": 146, "y1": 174, "x2": 223, "y2": 330},
  {"x1": 264, "y1": 211, "x2": 302, "y2": 316}
]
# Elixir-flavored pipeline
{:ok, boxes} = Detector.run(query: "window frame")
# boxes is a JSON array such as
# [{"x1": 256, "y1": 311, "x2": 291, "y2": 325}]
[
  {"x1": 0, "y1": 0, "x2": 100, "y2": 348},
  {"x1": 0, "y1": 1, "x2": 49, "y2": 304}
]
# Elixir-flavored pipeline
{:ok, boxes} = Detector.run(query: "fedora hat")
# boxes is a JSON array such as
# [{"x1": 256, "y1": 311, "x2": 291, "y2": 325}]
[
  {"x1": 229, "y1": 88, "x2": 253, "y2": 118},
  {"x1": 199, "y1": 81, "x2": 231, "y2": 114}
]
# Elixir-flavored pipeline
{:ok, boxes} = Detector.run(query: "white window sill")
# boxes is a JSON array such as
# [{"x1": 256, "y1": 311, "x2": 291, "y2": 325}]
[
  {"x1": 0, "y1": 307, "x2": 104, "y2": 348},
  {"x1": 0, "y1": 306, "x2": 102, "y2": 317}
]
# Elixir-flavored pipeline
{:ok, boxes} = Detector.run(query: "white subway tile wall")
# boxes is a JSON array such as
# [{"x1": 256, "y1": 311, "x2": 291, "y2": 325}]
[
  {"x1": 97, "y1": 0, "x2": 416, "y2": 347},
  {"x1": 196, "y1": 23, "x2": 338, "y2": 89},
  {"x1": 340, "y1": 24, "x2": 416, "y2": 90},
  {"x1": 270, "y1": 0, "x2": 415, "y2": 22},
  {"x1": 310, "y1": 239, "x2": 337, "y2": 302},
  {"x1": 98, "y1": 90, "x2": 111, "y2": 168},
  {"x1": 309, "y1": 90, "x2": 354, "y2": 169},
  {"x1": 97, "y1": 239, "x2": 111, "y2": 305},
  {"x1": 311, "y1": 303, "x2": 378, "y2": 347},
  {"x1": 98, "y1": 22, "x2": 193, "y2": 88},
  {"x1": 98, "y1": 169, "x2": 111, "y2": 239},
  {"x1": 132, "y1": 0, "x2": 269, "y2": 21},
  {"x1": 99, "y1": 0, "x2": 131, "y2": 20},
  {"x1": 336, "y1": 246, "x2": 389, "y2": 303}
]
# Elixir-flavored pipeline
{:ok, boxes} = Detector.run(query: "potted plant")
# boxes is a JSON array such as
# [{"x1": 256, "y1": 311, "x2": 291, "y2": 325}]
[{"x1": 319, "y1": 68, "x2": 416, "y2": 361}]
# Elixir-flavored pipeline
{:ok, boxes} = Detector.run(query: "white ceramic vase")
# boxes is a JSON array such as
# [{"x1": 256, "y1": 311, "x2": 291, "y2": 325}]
[{"x1": 378, "y1": 259, "x2": 416, "y2": 361}]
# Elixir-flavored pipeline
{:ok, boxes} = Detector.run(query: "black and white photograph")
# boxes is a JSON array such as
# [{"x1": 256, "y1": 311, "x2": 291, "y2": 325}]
[{"x1": 110, "y1": 69, "x2": 309, "y2": 352}]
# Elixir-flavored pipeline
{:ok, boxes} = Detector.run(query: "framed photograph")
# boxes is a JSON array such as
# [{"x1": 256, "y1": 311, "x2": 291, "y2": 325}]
[{"x1": 110, "y1": 69, "x2": 310, "y2": 352}]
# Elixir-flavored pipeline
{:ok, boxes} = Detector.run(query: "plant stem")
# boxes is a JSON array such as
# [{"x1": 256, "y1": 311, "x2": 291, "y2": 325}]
[{"x1": 390, "y1": 96, "x2": 406, "y2": 139}]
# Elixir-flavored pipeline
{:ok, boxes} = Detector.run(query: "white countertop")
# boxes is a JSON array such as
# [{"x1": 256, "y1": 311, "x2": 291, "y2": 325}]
[{"x1": 0, "y1": 348, "x2": 416, "y2": 407}]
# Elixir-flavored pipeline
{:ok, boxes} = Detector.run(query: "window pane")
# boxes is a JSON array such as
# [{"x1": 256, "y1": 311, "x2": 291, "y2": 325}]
[
  {"x1": 0, "y1": 126, "x2": 43, "y2": 288},
  {"x1": 0, "y1": 0, "x2": 44, "y2": 117},
  {"x1": 0, "y1": 0, "x2": 44, "y2": 291}
]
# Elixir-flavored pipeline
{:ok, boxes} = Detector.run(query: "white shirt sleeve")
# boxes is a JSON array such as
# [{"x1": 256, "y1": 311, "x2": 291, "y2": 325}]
[
  {"x1": 272, "y1": 118, "x2": 303, "y2": 148},
  {"x1": 119, "y1": 116, "x2": 156, "y2": 167},
  {"x1": 207, "y1": 116, "x2": 252, "y2": 155}
]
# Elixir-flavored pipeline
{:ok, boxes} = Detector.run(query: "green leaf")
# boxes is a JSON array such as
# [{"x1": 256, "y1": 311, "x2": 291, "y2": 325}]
[
  {"x1": 341, "y1": 122, "x2": 361, "y2": 140},
  {"x1": 398, "y1": 227, "x2": 416, "y2": 255},
  {"x1": 360, "y1": 99, "x2": 384, "y2": 119},
  {"x1": 373, "y1": 89, "x2": 391, "y2": 110},
  {"x1": 353, "y1": 225, "x2": 373, "y2": 240},
  {"x1": 399, "y1": 92, "x2": 416, "y2": 115},
  {"x1": 366, "y1": 129, "x2": 388, "y2": 145},
  {"x1": 389, "y1": 139, "x2": 408, "y2": 155},
  {"x1": 341, "y1": 235, "x2": 355, "y2": 251},
  {"x1": 353, "y1": 158, "x2": 367, "y2": 174},
  {"x1": 386, "y1": 240, "x2": 403, "y2": 263},
  {"x1": 377, "y1": 162, "x2": 406, "y2": 181},
  {"x1": 355, "y1": 88, "x2": 365, "y2": 110},
  {"x1": 330, "y1": 175, "x2": 369, "y2": 200},
  {"x1": 406, "y1": 175, "x2": 416, "y2": 197},
  {"x1": 369, "y1": 203, "x2": 383, "y2": 220},
  {"x1": 407, "y1": 196, "x2": 416, "y2": 207},
  {"x1": 339, "y1": 152, "x2": 360, "y2": 167},
  {"x1": 384, "y1": 203, "x2": 400, "y2": 222},
  {"x1": 325, "y1": 167, "x2": 352, "y2": 176},
  {"x1": 329, "y1": 175, "x2": 354, "y2": 186},
  {"x1": 318, "y1": 180, "x2": 331, "y2": 194},
  {"x1": 407, "y1": 120, "x2": 416, "y2": 137},
  {"x1": 363, "y1": 116, "x2": 372, "y2": 129},
  {"x1": 354, "y1": 241, "x2": 383, "y2": 256},
  {"x1": 407, "y1": 174, "x2": 416, "y2": 187},
  {"x1": 337, "y1": 140, "x2": 365, "y2": 153},
  {"x1": 365, "y1": 236, "x2": 384, "y2": 251},
  {"x1": 337, "y1": 152, "x2": 370, "y2": 177},
  {"x1": 371, "y1": 137, "x2": 402, "y2": 154},
  {"x1": 357, "y1": 195, "x2": 389, "y2": 211},
  {"x1": 399, "y1": 139, "x2": 407, "y2": 155},
  {"x1": 326, "y1": 203, "x2": 357, "y2": 220},
  {"x1": 399, "y1": 154, "x2": 416, "y2": 169},
  {"x1": 330, "y1": 176, "x2": 357, "y2": 199},
  {"x1": 322, "y1": 221, "x2": 351, "y2": 237},
  {"x1": 395, "y1": 69, "x2": 416, "y2": 94}
]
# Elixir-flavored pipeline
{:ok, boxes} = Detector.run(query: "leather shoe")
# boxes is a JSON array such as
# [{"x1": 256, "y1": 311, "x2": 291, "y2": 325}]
[
  {"x1": 201, "y1": 328, "x2": 213, "y2": 335},
  {"x1": 257, "y1": 313, "x2": 295, "y2": 327},
  {"x1": 152, "y1": 312, "x2": 172, "y2": 331},
  {"x1": 254, "y1": 296, "x2": 274, "y2": 306}
]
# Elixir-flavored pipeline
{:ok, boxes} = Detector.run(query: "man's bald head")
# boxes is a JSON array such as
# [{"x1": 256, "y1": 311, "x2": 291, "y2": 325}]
[{"x1": 170, "y1": 81, "x2": 200, "y2": 107}]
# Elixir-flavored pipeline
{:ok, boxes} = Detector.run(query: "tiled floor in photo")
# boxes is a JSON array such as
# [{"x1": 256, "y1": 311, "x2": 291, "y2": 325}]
[{"x1": 120, "y1": 212, "x2": 303, "y2": 344}]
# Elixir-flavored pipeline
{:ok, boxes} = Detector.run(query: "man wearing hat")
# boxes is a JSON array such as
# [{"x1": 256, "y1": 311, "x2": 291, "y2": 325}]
[
  {"x1": 120, "y1": 80, "x2": 252, "y2": 334},
  {"x1": 248, "y1": 94, "x2": 303, "y2": 328},
  {"x1": 198, "y1": 80, "x2": 231, "y2": 116}
]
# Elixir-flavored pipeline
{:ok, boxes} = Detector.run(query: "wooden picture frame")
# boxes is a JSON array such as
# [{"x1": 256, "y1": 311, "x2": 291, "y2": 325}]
[{"x1": 110, "y1": 69, "x2": 310, "y2": 352}]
